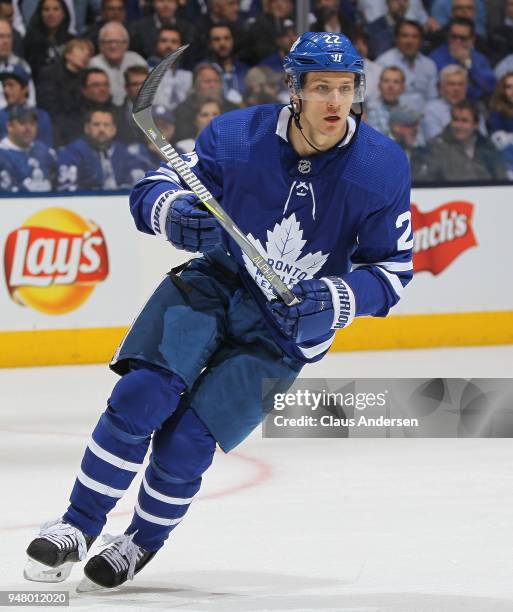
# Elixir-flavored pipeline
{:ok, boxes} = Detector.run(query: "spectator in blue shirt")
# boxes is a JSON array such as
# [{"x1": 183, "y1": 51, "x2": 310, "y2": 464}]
[
  {"x1": 366, "y1": 65, "x2": 408, "y2": 136},
  {"x1": 0, "y1": 105, "x2": 56, "y2": 192},
  {"x1": 421, "y1": 63, "x2": 468, "y2": 140},
  {"x1": 0, "y1": 64, "x2": 53, "y2": 145},
  {"x1": 57, "y1": 108, "x2": 149, "y2": 190},
  {"x1": 377, "y1": 19, "x2": 438, "y2": 111},
  {"x1": 429, "y1": 17, "x2": 495, "y2": 99},
  {"x1": 429, "y1": 0, "x2": 486, "y2": 38}
]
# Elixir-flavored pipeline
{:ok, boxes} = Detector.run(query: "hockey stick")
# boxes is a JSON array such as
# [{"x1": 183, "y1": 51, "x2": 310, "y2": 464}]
[{"x1": 132, "y1": 45, "x2": 299, "y2": 306}]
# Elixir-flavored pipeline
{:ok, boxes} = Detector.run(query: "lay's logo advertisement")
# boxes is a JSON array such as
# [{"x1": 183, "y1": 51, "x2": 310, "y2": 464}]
[
  {"x1": 412, "y1": 201, "x2": 477, "y2": 275},
  {"x1": 3, "y1": 207, "x2": 109, "y2": 315}
]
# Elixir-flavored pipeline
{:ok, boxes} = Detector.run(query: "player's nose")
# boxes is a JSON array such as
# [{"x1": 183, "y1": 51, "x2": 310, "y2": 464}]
[
  {"x1": 327, "y1": 90, "x2": 342, "y2": 105},
  {"x1": 327, "y1": 97, "x2": 341, "y2": 110}
]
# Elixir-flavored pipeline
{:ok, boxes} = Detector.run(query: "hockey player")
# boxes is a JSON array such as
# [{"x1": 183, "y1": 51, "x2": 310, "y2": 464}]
[{"x1": 24, "y1": 32, "x2": 413, "y2": 590}]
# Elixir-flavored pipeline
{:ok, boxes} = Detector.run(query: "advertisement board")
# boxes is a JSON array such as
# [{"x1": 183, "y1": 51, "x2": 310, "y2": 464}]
[{"x1": 0, "y1": 187, "x2": 512, "y2": 366}]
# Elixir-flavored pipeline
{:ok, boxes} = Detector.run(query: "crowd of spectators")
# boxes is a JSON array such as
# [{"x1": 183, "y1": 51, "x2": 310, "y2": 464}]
[{"x1": 0, "y1": 0, "x2": 512, "y2": 193}]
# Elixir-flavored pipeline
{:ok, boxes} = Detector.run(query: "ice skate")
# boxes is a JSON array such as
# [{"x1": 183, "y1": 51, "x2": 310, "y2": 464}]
[
  {"x1": 24, "y1": 518, "x2": 95, "y2": 583},
  {"x1": 77, "y1": 532, "x2": 155, "y2": 592}
]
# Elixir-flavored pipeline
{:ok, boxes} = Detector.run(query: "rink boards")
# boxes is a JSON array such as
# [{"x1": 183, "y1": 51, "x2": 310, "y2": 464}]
[{"x1": 0, "y1": 186, "x2": 512, "y2": 367}]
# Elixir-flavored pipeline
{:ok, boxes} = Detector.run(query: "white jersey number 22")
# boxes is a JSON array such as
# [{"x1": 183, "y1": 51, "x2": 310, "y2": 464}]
[{"x1": 396, "y1": 211, "x2": 413, "y2": 251}]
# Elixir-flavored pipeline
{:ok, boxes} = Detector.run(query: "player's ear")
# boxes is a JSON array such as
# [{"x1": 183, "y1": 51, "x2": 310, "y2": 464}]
[{"x1": 287, "y1": 75, "x2": 299, "y2": 110}]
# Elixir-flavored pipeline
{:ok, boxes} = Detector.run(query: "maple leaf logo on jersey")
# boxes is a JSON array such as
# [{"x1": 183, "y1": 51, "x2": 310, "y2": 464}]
[{"x1": 242, "y1": 213, "x2": 329, "y2": 300}]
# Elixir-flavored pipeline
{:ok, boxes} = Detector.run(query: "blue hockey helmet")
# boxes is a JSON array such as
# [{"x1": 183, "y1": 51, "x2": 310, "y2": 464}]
[{"x1": 283, "y1": 32, "x2": 366, "y2": 103}]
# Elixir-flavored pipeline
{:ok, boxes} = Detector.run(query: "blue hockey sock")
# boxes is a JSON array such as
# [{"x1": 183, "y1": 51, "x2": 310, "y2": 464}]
[
  {"x1": 63, "y1": 366, "x2": 186, "y2": 537},
  {"x1": 126, "y1": 407, "x2": 216, "y2": 551}
]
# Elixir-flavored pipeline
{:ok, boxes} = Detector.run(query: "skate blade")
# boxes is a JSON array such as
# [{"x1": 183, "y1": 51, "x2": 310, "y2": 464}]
[
  {"x1": 76, "y1": 575, "x2": 108, "y2": 593},
  {"x1": 23, "y1": 558, "x2": 73, "y2": 583}
]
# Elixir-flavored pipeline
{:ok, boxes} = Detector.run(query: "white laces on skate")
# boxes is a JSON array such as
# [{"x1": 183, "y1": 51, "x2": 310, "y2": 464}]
[
  {"x1": 99, "y1": 532, "x2": 144, "y2": 581},
  {"x1": 38, "y1": 518, "x2": 88, "y2": 561}
]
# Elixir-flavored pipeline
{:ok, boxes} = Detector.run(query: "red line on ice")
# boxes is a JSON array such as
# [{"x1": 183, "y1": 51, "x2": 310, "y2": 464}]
[{"x1": 0, "y1": 428, "x2": 274, "y2": 531}]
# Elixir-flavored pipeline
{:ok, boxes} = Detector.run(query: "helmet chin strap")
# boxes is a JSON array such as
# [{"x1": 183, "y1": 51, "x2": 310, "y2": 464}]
[{"x1": 290, "y1": 98, "x2": 325, "y2": 154}]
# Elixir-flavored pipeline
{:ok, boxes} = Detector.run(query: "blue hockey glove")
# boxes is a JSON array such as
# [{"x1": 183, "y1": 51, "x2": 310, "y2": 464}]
[
  {"x1": 269, "y1": 277, "x2": 355, "y2": 343},
  {"x1": 165, "y1": 192, "x2": 222, "y2": 253}
]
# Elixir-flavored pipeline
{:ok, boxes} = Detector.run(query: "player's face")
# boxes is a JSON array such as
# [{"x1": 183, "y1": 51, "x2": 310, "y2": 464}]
[
  {"x1": 297, "y1": 72, "x2": 355, "y2": 142},
  {"x1": 85, "y1": 112, "x2": 116, "y2": 145},
  {"x1": 8, "y1": 117, "x2": 37, "y2": 148}
]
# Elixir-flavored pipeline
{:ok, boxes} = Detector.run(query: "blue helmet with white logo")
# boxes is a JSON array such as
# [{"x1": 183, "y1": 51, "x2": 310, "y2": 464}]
[{"x1": 283, "y1": 32, "x2": 366, "y2": 103}]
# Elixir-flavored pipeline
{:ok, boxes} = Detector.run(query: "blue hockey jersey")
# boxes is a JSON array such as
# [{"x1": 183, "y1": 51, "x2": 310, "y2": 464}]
[
  {"x1": 57, "y1": 138, "x2": 151, "y2": 191},
  {"x1": 0, "y1": 137, "x2": 56, "y2": 192},
  {"x1": 130, "y1": 104, "x2": 413, "y2": 363}
]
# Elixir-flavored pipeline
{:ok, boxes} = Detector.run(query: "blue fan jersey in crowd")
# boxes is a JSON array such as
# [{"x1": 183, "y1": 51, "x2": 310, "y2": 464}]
[
  {"x1": 0, "y1": 137, "x2": 56, "y2": 192},
  {"x1": 57, "y1": 138, "x2": 150, "y2": 191},
  {"x1": 130, "y1": 104, "x2": 414, "y2": 363}
]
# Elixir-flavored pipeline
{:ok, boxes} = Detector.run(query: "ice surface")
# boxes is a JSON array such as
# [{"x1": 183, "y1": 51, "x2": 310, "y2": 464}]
[{"x1": 1, "y1": 346, "x2": 513, "y2": 611}]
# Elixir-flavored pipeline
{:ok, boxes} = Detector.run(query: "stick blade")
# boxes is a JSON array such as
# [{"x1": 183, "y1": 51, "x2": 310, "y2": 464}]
[{"x1": 133, "y1": 44, "x2": 189, "y2": 114}]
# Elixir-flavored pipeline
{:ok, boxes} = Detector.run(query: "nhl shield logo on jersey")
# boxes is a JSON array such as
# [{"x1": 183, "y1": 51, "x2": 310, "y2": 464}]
[
  {"x1": 298, "y1": 160, "x2": 311, "y2": 174},
  {"x1": 242, "y1": 213, "x2": 329, "y2": 300},
  {"x1": 3, "y1": 207, "x2": 109, "y2": 314}
]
